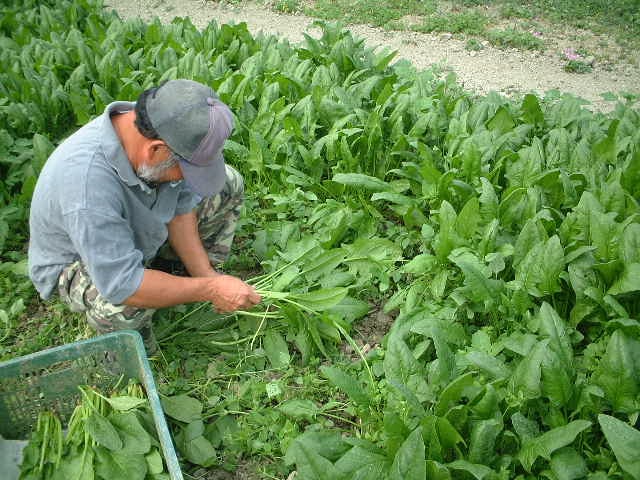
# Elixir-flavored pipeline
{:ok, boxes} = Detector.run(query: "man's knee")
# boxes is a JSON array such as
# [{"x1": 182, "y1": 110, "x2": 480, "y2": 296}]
[
  {"x1": 58, "y1": 261, "x2": 154, "y2": 333},
  {"x1": 86, "y1": 305, "x2": 157, "y2": 353},
  {"x1": 223, "y1": 165, "x2": 244, "y2": 200},
  {"x1": 58, "y1": 261, "x2": 91, "y2": 312},
  {"x1": 86, "y1": 304, "x2": 154, "y2": 334},
  {"x1": 197, "y1": 165, "x2": 244, "y2": 222}
]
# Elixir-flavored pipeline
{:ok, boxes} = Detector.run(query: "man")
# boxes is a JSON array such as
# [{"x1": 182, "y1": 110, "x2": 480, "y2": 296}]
[{"x1": 28, "y1": 79, "x2": 261, "y2": 351}]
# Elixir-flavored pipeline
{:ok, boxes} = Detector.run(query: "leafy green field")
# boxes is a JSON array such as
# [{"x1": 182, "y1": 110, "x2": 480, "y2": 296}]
[{"x1": 2, "y1": 0, "x2": 640, "y2": 479}]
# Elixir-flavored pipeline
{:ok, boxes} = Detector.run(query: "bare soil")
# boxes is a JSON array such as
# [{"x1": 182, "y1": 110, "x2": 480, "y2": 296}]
[{"x1": 104, "y1": 0, "x2": 640, "y2": 112}]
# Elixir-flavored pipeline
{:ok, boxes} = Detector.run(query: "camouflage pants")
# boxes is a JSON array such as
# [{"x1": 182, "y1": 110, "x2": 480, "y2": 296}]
[{"x1": 57, "y1": 165, "x2": 244, "y2": 348}]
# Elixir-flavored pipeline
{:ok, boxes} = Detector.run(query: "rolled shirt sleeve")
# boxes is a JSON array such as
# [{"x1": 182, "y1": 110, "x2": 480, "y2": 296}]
[
  {"x1": 63, "y1": 209, "x2": 145, "y2": 304},
  {"x1": 174, "y1": 185, "x2": 202, "y2": 216}
]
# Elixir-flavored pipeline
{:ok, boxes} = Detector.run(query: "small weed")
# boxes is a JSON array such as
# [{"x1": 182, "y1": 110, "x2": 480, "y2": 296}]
[
  {"x1": 414, "y1": 11, "x2": 488, "y2": 34},
  {"x1": 458, "y1": 0, "x2": 489, "y2": 5},
  {"x1": 486, "y1": 27, "x2": 544, "y2": 50},
  {"x1": 564, "y1": 60, "x2": 593, "y2": 73},
  {"x1": 385, "y1": 20, "x2": 407, "y2": 31},
  {"x1": 400, "y1": 37, "x2": 418, "y2": 46},
  {"x1": 465, "y1": 38, "x2": 484, "y2": 51},
  {"x1": 273, "y1": 0, "x2": 300, "y2": 14},
  {"x1": 500, "y1": 3, "x2": 536, "y2": 19},
  {"x1": 562, "y1": 47, "x2": 594, "y2": 73}
]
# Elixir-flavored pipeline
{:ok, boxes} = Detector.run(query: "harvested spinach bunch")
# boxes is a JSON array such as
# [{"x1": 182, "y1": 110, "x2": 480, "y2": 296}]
[{"x1": 19, "y1": 382, "x2": 168, "y2": 480}]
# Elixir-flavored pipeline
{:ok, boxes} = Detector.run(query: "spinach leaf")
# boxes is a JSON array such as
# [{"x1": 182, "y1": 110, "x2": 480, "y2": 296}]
[
  {"x1": 85, "y1": 412, "x2": 122, "y2": 451},
  {"x1": 598, "y1": 414, "x2": 640, "y2": 479}
]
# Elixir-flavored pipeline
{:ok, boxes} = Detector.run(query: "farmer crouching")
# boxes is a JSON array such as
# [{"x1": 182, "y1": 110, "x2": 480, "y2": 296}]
[{"x1": 28, "y1": 79, "x2": 261, "y2": 352}]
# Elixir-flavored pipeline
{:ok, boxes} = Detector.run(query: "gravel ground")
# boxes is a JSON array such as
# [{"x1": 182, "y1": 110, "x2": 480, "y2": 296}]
[{"x1": 104, "y1": 0, "x2": 640, "y2": 112}]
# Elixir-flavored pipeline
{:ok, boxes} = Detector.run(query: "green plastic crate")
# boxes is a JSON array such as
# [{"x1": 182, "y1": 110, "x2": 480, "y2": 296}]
[{"x1": 0, "y1": 330, "x2": 183, "y2": 479}]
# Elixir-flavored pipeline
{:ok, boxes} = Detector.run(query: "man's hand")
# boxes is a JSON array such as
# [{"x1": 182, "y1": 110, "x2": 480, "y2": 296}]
[{"x1": 205, "y1": 274, "x2": 261, "y2": 313}]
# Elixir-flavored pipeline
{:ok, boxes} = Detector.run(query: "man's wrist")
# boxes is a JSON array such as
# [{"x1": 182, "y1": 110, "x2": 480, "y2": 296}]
[
  {"x1": 187, "y1": 263, "x2": 219, "y2": 278},
  {"x1": 168, "y1": 274, "x2": 221, "y2": 304}
]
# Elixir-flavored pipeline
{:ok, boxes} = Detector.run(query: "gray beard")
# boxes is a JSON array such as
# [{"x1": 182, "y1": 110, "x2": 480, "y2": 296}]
[{"x1": 136, "y1": 157, "x2": 177, "y2": 183}]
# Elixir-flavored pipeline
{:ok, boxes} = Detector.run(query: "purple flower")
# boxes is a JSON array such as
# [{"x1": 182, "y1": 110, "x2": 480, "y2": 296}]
[
  {"x1": 563, "y1": 48, "x2": 581, "y2": 61},
  {"x1": 532, "y1": 31, "x2": 543, "y2": 38}
]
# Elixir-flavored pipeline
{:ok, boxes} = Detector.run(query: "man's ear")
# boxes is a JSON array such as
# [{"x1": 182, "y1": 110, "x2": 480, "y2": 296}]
[
  {"x1": 148, "y1": 139, "x2": 167, "y2": 153},
  {"x1": 143, "y1": 139, "x2": 168, "y2": 162}
]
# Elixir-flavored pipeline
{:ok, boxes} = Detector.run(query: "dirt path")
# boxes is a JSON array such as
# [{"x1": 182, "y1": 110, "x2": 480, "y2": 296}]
[{"x1": 105, "y1": 0, "x2": 640, "y2": 111}]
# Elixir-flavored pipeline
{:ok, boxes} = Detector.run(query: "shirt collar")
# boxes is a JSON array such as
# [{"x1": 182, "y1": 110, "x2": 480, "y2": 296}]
[{"x1": 101, "y1": 101, "x2": 154, "y2": 193}]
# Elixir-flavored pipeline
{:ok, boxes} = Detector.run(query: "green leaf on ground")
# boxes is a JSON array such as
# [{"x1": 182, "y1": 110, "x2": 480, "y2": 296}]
[
  {"x1": 264, "y1": 330, "x2": 291, "y2": 369},
  {"x1": 592, "y1": 330, "x2": 640, "y2": 413},
  {"x1": 321, "y1": 365, "x2": 371, "y2": 405},
  {"x1": 389, "y1": 427, "x2": 426, "y2": 480},
  {"x1": 278, "y1": 399, "x2": 320, "y2": 421},
  {"x1": 160, "y1": 394, "x2": 203, "y2": 423},
  {"x1": 598, "y1": 414, "x2": 640, "y2": 479},
  {"x1": 518, "y1": 420, "x2": 591, "y2": 472}
]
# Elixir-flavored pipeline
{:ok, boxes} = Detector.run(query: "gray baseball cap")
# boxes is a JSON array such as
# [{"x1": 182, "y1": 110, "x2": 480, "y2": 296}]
[{"x1": 145, "y1": 79, "x2": 233, "y2": 197}]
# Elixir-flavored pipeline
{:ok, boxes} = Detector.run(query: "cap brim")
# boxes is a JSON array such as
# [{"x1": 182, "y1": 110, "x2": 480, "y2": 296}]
[{"x1": 178, "y1": 154, "x2": 226, "y2": 197}]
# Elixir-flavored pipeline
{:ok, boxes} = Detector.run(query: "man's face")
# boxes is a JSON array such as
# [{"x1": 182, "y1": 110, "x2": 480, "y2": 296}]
[{"x1": 136, "y1": 144, "x2": 183, "y2": 184}]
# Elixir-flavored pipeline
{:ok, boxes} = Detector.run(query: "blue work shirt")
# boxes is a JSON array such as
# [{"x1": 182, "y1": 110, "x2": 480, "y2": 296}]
[{"x1": 28, "y1": 101, "x2": 201, "y2": 304}]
